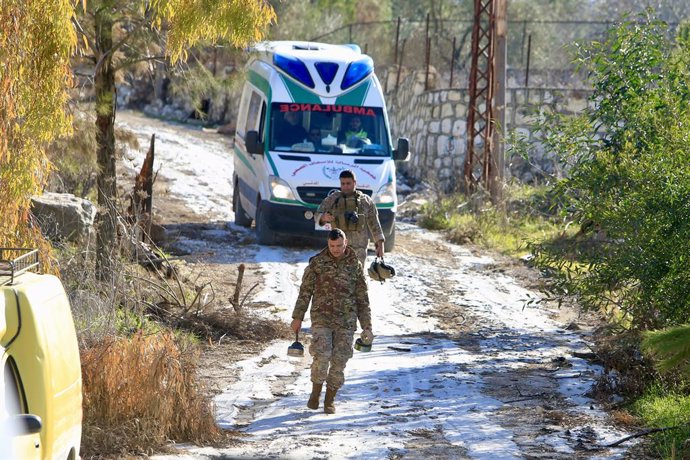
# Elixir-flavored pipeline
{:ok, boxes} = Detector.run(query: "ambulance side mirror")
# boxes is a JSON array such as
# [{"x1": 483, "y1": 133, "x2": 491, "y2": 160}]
[
  {"x1": 393, "y1": 137, "x2": 410, "y2": 161},
  {"x1": 245, "y1": 130, "x2": 264, "y2": 155}
]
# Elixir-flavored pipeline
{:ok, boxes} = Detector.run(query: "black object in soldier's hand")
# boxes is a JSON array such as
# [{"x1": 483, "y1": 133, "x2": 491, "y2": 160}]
[
  {"x1": 287, "y1": 332, "x2": 305, "y2": 357},
  {"x1": 344, "y1": 211, "x2": 359, "y2": 224},
  {"x1": 354, "y1": 338, "x2": 372, "y2": 352}
]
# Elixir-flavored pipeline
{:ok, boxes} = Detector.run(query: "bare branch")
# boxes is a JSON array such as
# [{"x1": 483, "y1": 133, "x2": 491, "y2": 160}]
[
  {"x1": 71, "y1": 16, "x2": 95, "y2": 50},
  {"x1": 603, "y1": 424, "x2": 690, "y2": 448},
  {"x1": 113, "y1": 55, "x2": 167, "y2": 73}
]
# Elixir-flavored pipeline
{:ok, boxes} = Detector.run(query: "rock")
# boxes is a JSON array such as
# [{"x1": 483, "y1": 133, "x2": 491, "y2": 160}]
[
  {"x1": 397, "y1": 196, "x2": 430, "y2": 218},
  {"x1": 31, "y1": 192, "x2": 96, "y2": 244},
  {"x1": 566, "y1": 322, "x2": 581, "y2": 331}
]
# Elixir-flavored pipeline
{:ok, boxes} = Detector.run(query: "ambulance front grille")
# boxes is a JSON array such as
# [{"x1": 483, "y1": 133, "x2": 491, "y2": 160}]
[{"x1": 296, "y1": 187, "x2": 372, "y2": 205}]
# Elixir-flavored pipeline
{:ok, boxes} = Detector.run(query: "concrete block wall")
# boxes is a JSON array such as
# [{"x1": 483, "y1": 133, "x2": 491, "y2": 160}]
[{"x1": 382, "y1": 68, "x2": 593, "y2": 192}]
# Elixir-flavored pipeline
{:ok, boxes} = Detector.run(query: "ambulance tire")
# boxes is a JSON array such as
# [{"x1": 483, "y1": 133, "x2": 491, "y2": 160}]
[
  {"x1": 256, "y1": 201, "x2": 277, "y2": 245},
  {"x1": 233, "y1": 183, "x2": 252, "y2": 227},
  {"x1": 384, "y1": 226, "x2": 396, "y2": 252}
]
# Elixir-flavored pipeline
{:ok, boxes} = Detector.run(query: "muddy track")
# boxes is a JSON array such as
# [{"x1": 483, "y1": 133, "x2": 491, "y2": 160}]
[{"x1": 115, "y1": 111, "x2": 646, "y2": 459}]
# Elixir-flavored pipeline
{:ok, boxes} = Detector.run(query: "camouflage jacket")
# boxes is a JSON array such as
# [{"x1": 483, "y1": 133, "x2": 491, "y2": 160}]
[
  {"x1": 315, "y1": 190, "x2": 384, "y2": 250},
  {"x1": 292, "y1": 246, "x2": 372, "y2": 331}
]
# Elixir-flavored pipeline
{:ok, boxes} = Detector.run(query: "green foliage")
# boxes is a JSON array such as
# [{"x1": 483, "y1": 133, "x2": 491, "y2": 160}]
[
  {"x1": 149, "y1": 0, "x2": 276, "y2": 63},
  {"x1": 115, "y1": 308, "x2": 162, "y2": 335},
  {"x1": 418, "y1": 198, "x2": 457, "y2": 230},
  {"x1": 631, "y1": 384, "x2": 690, "y2": 459},
  {"x1": 643, "y1": 326, "x2": 690, "y2": 376},
  {"x1": 417, "y1": 185, "x2": 563, "y2": 257},
  {"x1": 0, "y1": 0, "x2": 75, "y2": 256},
  {"x1": 525, "y1": 11, "x2": 690, "y2": 329}
]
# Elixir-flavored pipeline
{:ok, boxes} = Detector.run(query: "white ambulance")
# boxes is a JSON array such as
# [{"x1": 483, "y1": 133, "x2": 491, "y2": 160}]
[{"x1": 232, "y1": 41, "x2": 409, "y2": 250}]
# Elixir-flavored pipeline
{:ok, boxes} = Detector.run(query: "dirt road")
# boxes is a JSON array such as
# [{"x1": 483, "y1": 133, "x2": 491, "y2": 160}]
[{"x1": 116, "y1": 112, "x2": 642, "y2": 459}]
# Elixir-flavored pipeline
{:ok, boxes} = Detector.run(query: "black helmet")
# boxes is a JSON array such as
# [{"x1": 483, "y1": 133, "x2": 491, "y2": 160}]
[{"x1": 368, "y1": 257, "x2": 396, "y2": 282}]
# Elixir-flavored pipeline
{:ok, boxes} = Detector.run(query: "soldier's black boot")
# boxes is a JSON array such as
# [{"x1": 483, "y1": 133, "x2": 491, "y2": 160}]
[
  {"x1": 307, "y1": 383, "x2": 322, "y2": 410},
  {"x1": 324, "y1": 387, "x2": 337, "y2": 414}
]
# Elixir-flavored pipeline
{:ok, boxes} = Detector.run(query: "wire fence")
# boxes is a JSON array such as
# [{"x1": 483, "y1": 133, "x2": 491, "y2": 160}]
[{"x1": 311, "y1": 17, "x2": 678, "y2": 91}]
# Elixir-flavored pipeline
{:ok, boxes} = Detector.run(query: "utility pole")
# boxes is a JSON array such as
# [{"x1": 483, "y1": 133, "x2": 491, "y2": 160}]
[
  {"x1": 493, "y1": 0, "x2": 507, "y2": 202},
  {"x1": 464, "y1": 0, "x2": 506, "y2": 202}
]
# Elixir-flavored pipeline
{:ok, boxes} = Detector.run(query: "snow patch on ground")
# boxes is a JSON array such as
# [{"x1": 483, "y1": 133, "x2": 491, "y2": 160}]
[{"x1": 116, "y1": 112, "x2": 635, "y2": 459}]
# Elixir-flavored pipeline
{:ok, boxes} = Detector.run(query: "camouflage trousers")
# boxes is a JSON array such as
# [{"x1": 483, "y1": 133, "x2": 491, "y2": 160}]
[{"x1": 309, "y1": 326, "x2": 355, "y2": 390}]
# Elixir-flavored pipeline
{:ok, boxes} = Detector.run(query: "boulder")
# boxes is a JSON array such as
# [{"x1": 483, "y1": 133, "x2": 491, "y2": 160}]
[{"x1": 31, "y1": 192, "x2": 96, "y2": 244}]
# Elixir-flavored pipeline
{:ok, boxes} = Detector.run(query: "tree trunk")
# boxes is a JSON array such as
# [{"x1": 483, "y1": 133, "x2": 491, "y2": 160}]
[{"x1": 94, "y1": 9, "x2": 117, "y2": 282}]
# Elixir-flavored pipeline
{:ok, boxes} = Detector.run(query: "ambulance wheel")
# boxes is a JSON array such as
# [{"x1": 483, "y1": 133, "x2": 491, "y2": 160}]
[
  {"x1": 384, "y1": 226, "x2": 396, "y2": 252},
  {"x1": 233, "y1": 183, "x2": 252, "y2": 227},
  {"x1": 256, "y1": 201, "x2": 277, "y2": 245}
]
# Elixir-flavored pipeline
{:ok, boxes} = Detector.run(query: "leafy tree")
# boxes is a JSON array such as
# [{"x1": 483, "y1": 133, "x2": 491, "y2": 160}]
[
  {"x1": 643, "y1": 325, "x2": 690, "y2": 376},
  {"x1": 0, "y1": 0, "x2": 75, "y2": 265},
  {"x1": 524, "y1": 11, "x2": 690, "y2": 330},
  {"x1": 72, "y1": 1, "x2": 275, "y2": 280}
]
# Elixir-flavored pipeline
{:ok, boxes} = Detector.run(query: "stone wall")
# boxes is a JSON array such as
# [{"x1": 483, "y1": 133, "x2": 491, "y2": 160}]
[{"x1": 382, "y1": 68, "x2": 594, "y2": 192}]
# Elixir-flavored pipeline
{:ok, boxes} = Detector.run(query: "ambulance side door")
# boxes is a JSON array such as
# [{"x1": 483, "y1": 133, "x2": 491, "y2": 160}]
[{"x1": 235, "y1": 86, "x2": 267, "y2": 219}]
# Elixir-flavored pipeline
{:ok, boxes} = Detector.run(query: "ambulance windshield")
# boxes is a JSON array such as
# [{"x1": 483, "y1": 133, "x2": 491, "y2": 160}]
[{"x1": 269, "y1": 103, "x2": 391, "y2": 156}]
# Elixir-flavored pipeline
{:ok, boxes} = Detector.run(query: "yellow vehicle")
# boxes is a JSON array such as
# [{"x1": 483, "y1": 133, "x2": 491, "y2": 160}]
[{"x1": 1, "y1": 248, "x2": 82, "y2": 460}]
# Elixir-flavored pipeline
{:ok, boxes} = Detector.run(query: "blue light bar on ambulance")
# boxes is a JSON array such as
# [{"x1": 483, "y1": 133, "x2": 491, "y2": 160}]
[
  {"x1": 273, "y1": 53, "x2": 315, "y2": 88},
  {"x1": 341, "y1": 56, "x2": 374, "y2": 90},
  {"x1": 314, "y1": 62, "x2": 339, "y2": 85}
]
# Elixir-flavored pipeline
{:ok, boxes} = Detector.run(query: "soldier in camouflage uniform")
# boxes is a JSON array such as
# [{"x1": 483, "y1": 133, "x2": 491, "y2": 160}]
[
  {"x1": 315, "y1": 169, "x2": 385, "y2": 268},
  {"x1": 291, "y1": 228, "x2": 374, "y2": 414}
]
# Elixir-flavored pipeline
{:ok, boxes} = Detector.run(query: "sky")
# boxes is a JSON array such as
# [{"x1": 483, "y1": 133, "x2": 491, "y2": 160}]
[{"x1": 116, "y1": 112, "x2": 637, "y2": 459}]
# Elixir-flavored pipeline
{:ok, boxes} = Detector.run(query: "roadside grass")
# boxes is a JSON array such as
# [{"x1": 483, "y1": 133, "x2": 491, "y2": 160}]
[
  {"x1": 630, "y1": 385, "x2": 690, "y2": 459},
  {"x1": 57, "y1": 240, "x2": 287, "y2": 458},
  {"x1": 80, "y1": 330, "x2": 225, "y2": 455},
  {"x1": 417, "y1": 184, "x2": 565, "y2": 258}
]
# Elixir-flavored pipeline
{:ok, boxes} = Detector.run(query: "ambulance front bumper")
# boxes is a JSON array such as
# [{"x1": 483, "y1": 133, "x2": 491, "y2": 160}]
[{"x1": 263, "y1": 201, "x2": 395, "y2": 238}]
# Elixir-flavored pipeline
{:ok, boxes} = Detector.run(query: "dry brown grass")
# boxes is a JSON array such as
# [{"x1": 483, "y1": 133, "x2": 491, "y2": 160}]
[
  {"x1": 80, "y1": 331, "x2": 225, "y2": 457},
  {"x1": 592, "y1": 330, "x2": 657, "y2": 399},
  {"x1": 610, "y1": 409, "x2": 640, "y2": 427}
]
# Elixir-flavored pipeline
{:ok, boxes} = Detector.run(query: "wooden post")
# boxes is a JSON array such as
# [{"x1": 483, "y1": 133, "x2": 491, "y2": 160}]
[
  {"x1": 130, "y1": 133, "x2": 155, "y2": 238},
  {"x1": 450, "y1": 36, "x2": 457, "y2": 88},
  {"x1": 232, "y1": 263, "x2": 245, "y2": 312}
]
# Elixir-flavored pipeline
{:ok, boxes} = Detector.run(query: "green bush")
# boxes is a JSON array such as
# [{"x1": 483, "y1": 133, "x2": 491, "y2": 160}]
[
  {"x1": 524, "y1": 11, "x2": 690, "y2": 329},
  {"x1": 417, "y1": 185, "x2": 563, "y2": 257},
  {"x1": 631, "y1": 384, "x2": 690, "y2": 459}
]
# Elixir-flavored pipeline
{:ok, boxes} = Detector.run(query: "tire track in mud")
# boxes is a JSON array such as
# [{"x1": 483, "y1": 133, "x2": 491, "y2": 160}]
[{"x1": 396, "y1": 227, "x2": 633, "y2": 458}]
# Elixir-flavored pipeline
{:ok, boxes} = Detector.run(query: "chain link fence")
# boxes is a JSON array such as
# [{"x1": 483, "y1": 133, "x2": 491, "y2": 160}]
[{"x1": 311, "y1": 17, "x2": 678, "y2": 91}]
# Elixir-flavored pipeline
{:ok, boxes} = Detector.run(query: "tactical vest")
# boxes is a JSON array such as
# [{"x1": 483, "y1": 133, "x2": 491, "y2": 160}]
[{"x1": 333, "y1": 191, "x2": 366, "y2": 232}]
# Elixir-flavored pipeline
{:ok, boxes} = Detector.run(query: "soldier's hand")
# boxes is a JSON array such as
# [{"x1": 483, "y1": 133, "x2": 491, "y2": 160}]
[
  {"x1": 375, "y1": 240, "x2": 384, "y2": 258},
  {"x1": 291, "y1": 319, "x2": 302, "y2": 334},
  {"x1": 321, "y1": 211, "x2": 334, "y2": 223},
  {"x1": 361, "y1": 328, "x2": 374, "y2": 345}
]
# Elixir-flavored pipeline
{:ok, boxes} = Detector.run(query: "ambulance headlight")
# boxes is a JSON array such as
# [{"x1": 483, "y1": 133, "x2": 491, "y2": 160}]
[
  {"x1": 270, "y1": 176, "x2": 296, "y2": 200},
  {"x1": 374, "y1": 182, "x2": 396, "y2": 205}
]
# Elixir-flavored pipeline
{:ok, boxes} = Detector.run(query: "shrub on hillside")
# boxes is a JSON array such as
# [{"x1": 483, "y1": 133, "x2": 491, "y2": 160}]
[{"x1": 523, "y1": 11, "x2": 690, "y2": 330}]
